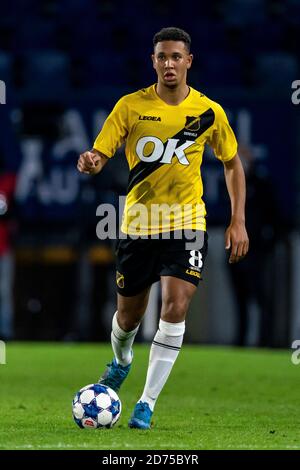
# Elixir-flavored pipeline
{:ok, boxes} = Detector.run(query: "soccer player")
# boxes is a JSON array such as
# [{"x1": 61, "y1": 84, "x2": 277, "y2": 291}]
[{"x1": 77, "y1": 27, "x2": 249, "y2": 429}]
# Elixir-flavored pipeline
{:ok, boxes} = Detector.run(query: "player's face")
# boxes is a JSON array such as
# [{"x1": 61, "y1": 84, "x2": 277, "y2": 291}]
[{"x1": 152, "y1": 41, "x2": 193, "y2": 88}]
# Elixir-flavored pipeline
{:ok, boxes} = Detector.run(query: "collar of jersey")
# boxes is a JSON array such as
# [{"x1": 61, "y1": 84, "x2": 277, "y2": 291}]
[{"x1": 151, "y1": 84, "x2": 193, "y2": 107}]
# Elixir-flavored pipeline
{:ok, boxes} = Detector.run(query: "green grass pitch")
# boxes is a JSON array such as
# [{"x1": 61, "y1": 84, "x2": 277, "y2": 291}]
[{"x1": 0, "y1": 343, "x2": 299, "y2": 450}]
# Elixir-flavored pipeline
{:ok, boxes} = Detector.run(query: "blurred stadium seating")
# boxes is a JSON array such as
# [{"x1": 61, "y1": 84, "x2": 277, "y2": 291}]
[{"x1": 0, "y1": 0, "x2": 299, "y2": 95}]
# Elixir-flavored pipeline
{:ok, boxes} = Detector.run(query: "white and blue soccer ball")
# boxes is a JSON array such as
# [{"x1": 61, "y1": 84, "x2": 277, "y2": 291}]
[{"x1": 72, "y1": 383, "x2": 121, "y2": 429}]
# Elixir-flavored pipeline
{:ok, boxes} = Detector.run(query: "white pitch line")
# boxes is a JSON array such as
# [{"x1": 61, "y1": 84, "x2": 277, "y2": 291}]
[
  {"x1": 1, "y1": 443, "x2": 299, "y2": 450},
  {"x1": 1, "y1": 443, "x2": 114, "y2": 450},
  {"x1": 214, "y1": 445, "x2": 300, "y2": 450}
]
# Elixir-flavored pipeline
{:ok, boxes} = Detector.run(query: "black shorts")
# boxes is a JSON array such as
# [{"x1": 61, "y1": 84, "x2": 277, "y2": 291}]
[{"x1": 115, "y1": 231, "x2": 208, "y2": 296}]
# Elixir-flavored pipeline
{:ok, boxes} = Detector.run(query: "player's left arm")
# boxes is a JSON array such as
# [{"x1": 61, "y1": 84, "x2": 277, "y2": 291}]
[{"x1": 223, "y1": 153, "x2": 249, "y2": 263}]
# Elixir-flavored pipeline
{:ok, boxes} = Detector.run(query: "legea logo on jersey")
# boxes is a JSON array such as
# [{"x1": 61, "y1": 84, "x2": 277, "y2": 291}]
[
  {"x1": 136, "y1": 136, "x2": 194, "y2": 166},
  {"x1": 139, "y1": 115, "x2": 161, "y2": 121}
]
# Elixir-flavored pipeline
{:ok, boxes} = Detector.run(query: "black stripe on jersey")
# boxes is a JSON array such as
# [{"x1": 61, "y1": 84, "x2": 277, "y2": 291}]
[
  {"x1": 127, "y1": 157, "x2": 163, "y2": 195},
  {"x1": 152, "y1": 340, "x2": 181, "y2": 351},
  {"x1": 127, "y1": 108, "x2": 215, "y2": 194}
]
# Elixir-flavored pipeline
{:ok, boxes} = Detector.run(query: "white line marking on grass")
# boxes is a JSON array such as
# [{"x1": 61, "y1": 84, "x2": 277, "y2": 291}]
[
  {"x1": 3, "y1": 442, "x2": 137, "y2": 450},
  {"x1": 2, "y1": 443, "x2": 300, "y2": 450},
  {"x1": 5, "y1": 444, "x2": 101, "y2": 449},
  {"x1": 215, "y1": 445, "x2": 300, "y2": 450}
]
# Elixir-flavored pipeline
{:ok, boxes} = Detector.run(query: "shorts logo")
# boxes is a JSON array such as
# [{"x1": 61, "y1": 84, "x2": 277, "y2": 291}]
[
  {"x1": 116, "y1": 271, "x2": 125, "y2": 288},
  {"x1": 189, "y1": 250, "x2": 203, "y2": 270},
  {"x1": 186, "y1": 269, "x2": 201, "y2": 279}
]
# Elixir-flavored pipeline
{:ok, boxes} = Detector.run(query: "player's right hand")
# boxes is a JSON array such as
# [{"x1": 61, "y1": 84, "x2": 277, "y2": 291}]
[{"x1": 77, "y1": 151, "x2": 101, "y2": 175}]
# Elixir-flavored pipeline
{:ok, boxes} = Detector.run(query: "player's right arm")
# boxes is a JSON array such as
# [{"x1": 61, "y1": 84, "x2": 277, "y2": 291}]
[
  {"x1": 77, "y1": 148, "x2": 109, "y2": 175},
  {"x1": 78, "y1": 95, "x2": 129, "y2": 176}
]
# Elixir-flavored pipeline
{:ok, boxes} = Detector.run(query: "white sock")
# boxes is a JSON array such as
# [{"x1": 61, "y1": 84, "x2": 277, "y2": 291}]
[
  {"x1": 111, "y1": 312, "x2": 139, "y2": 366},
  {"x1": 139, "y1": 319, "x2": 185, "y2": 411}
]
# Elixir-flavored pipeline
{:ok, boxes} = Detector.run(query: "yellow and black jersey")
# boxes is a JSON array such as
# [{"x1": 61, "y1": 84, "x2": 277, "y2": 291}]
[{"x1": 94, "y1": 84, "x2": 237, "y2": 235}]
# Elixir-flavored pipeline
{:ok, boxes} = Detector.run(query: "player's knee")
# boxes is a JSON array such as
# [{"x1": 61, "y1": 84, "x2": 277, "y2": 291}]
[
  {"x1": 118, "y1": 317, "x2": 140, "y2": 332},
  {"x1": 116, "y1": 309, "x2": 141, "y2": 332},
  {"x1": 161, "y1": 298, "x2": 188, "y2": 322}
]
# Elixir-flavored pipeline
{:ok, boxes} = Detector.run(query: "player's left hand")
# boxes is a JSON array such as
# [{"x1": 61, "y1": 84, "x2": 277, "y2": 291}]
[{"x1": 225, "y1": 219, "x2": 249, "y2": 264}]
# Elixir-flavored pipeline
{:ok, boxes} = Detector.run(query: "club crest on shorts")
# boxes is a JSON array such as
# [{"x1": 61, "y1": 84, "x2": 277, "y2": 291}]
[
  {"x1": 185, "y1": 116, "x2": 201, "y2": 132},
  {"x1": 116, "y1": 271, "x2": 125, "y2": 288}
]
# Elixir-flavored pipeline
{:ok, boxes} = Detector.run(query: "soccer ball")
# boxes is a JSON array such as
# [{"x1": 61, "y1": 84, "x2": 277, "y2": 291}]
[{"x1": 72, "y1": 383, "x2": 121, "y2": 429}]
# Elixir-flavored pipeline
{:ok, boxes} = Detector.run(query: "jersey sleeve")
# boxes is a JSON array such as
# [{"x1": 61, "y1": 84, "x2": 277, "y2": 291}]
[
  {"x1": 208, "y1": 103, "x2": 238, "y2": 162},
  {"x1": 93, "y1": 97, "x2": 129, "y2": 158}
]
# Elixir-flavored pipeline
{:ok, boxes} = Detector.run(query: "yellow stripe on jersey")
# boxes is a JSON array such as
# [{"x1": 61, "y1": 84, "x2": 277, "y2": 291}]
[{"x1": 94, "y1": 84, "x2": 237, "y2": 235}]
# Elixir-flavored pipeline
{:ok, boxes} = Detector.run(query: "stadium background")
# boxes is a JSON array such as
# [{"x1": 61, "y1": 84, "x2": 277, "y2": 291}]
[{"x1": 0, "y1": 0, "x2": 299, "y2": 347}]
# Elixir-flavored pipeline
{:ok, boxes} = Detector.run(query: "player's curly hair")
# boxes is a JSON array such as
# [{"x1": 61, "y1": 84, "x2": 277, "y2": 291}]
[{"x1": 153, "y1": 27, "x2": 191, "y2": 52}]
